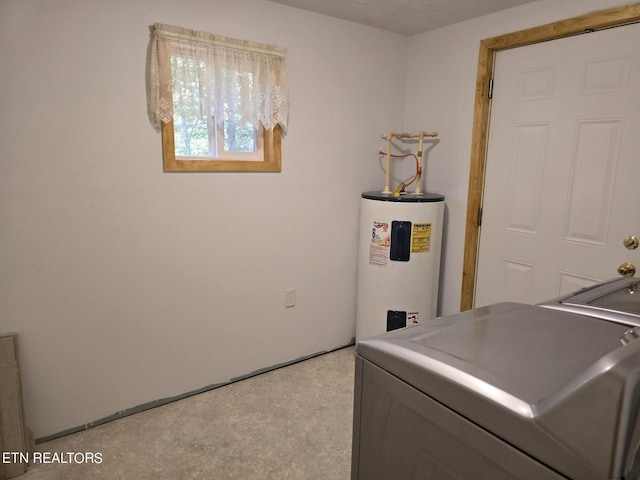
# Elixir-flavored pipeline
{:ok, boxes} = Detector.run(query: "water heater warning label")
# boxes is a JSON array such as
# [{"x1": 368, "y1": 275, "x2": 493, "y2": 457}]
[
  {"x1": 411, "y1": 223, "x2": 432, "y2": 253},
  {"x1": 369, "y1": 221, "x2": 390, "y2": 266}
]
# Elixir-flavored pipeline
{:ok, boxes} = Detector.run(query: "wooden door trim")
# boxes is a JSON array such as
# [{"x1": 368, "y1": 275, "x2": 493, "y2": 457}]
[{"x1": 461, "y1": 3, "x2": 640, "y2": 311}]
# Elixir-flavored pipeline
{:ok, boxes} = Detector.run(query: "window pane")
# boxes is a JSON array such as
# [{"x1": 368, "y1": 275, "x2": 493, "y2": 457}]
[
  {"x1": 223, "y1": 69, "x2": 256, "y2": 153},
  {"x1": 171, "y1": 56, "x2": 212, "y2": 157},
  {"x1": 223, "y1": 119, "x2": 255, "y2": 153}
]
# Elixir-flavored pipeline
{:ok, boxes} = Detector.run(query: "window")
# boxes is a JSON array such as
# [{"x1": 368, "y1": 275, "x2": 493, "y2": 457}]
[{"x1": 148, "y1": 23, "x2": 288, "y2": 172}]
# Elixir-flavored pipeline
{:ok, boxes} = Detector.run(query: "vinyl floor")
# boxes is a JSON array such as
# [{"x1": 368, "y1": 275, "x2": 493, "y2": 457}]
[{"x1": 18, "y1": 346, "x2": 356, "y2": 480}]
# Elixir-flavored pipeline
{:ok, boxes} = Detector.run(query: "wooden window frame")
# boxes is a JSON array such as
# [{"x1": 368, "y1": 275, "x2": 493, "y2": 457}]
[
  {"x1": 460, "y1": 3, "x2": 640, "y2": 311},
  {"x1": 161, "y1": 120, "x2": 282, "y2": 172}
]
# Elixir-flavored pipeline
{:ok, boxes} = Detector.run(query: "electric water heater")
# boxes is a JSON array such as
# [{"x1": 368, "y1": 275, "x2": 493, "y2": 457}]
[{"x1": 356, "y1": 191, "x2": 444, "y2": 342}]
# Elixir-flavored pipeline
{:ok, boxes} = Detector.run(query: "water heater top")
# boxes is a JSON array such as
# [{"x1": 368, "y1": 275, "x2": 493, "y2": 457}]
[{"x1": 362, "y1": 191, "x2": 444, "y2": 202}]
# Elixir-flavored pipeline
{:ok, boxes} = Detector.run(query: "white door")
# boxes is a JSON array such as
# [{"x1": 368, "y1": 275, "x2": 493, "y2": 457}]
[{"x1": 475, "y1": 22, "x2": 640, "y2": 307}]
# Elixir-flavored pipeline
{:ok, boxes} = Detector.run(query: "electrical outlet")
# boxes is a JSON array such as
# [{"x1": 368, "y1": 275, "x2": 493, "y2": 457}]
[{"x1": 285, "y1": 288, "x2": 296, "y2": 308}]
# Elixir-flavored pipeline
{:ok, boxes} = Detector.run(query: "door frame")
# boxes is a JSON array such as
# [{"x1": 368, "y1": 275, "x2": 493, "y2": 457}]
[{"x1": 460, "y1": 3, "x2": 640, "y2": 311}]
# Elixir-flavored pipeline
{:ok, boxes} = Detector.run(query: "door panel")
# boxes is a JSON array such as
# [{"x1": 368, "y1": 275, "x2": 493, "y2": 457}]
[
  {"x1": 564, "y1": 119, "x2": 620, "y2": 246},
  {"x1": 475, "y1": 22, "x2": 640, "y2": 307}
]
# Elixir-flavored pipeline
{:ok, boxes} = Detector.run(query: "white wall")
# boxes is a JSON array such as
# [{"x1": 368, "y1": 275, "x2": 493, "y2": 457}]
[
  {"x1": 0, "y1": 0, "x2": 407, "y2": 439},
  {"x1": 405, "y1": 0, "x2": 633, "y2": 316}
]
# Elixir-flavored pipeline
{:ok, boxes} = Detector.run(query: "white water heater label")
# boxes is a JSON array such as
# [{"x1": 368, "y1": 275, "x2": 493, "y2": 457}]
[
  {"x1": 369, "y1": 221, "x2": 390, "y2": 266},
  {"x1": 411, "y1": 223, "x2": 432, "y2": 253},
  {"x1": 407, "y1": 311, "x2": 420, "y2": 325}
]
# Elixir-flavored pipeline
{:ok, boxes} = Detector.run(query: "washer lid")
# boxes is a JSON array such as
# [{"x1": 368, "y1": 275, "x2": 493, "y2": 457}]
[
  {"x1": 539, "y1": 277, "x2": 640, "y2": 326},
  {"x1": 357, "y1": 303, "x2": 640, "y2": 480}
]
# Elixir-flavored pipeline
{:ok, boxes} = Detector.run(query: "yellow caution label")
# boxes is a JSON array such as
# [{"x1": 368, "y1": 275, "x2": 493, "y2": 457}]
[{"x1": 411, "y1": 223, "x2": 432, "y2": 253}]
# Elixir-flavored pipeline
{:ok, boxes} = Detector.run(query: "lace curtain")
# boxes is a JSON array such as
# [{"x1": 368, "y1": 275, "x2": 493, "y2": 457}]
[{"x1": 148, "y1": 23, "x2": 289, "y2": 132}]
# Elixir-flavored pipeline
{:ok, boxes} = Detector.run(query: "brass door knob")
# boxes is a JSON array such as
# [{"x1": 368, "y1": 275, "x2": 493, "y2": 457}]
[
  {"x1": 618, "y1": 262, "x2": 636, "y2": 277},
  {"x1": 624, "y1": 236, "x2": 639, "y2": 250}
]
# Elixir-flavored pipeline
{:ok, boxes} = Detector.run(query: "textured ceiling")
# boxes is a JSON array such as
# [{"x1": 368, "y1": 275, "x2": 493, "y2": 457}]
[{"x1": 267, "y1": 0, "x2": 539, "y2": 36}]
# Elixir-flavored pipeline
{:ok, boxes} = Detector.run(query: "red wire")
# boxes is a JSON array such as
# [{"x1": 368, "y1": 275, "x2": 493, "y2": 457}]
[{"x1": 379, "y1": 151, "x2": 419, "y2": 192}]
